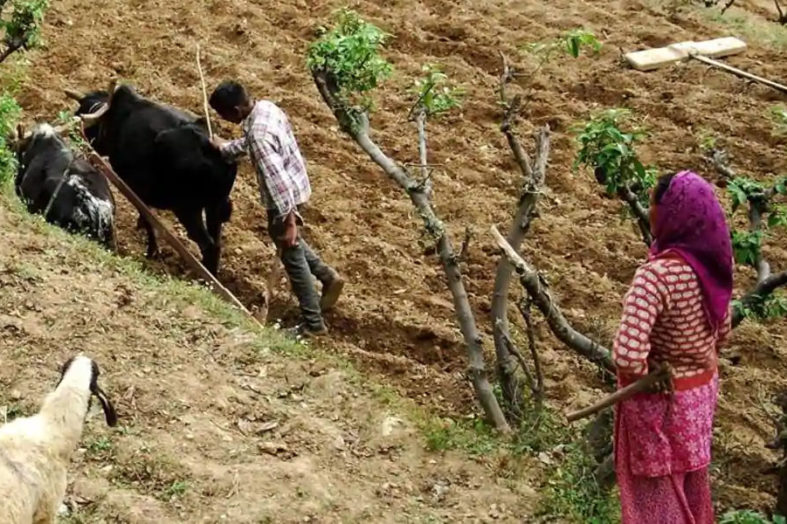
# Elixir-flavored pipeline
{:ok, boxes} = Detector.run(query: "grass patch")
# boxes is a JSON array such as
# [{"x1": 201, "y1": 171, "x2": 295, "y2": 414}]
[
  {"x1": 163, "y1": 480, "x2": 189, "y2": 500},
  {"x1": 109, "y1": 449, "x2": 192, "y2": 502},
  {"x1": 1, "y1": 183, "x2": 311, "y2": 359},
  {"x1": 538, "y1": 440, "x2": 619, "y2": 523},
  {"x1": 414, "y1": 400, "x2": 618, "y2": 523},
  {"x1": 720, "y1": 510, "x2": 786, "y2": 523},
  {"x1": 509, "y1": 405, "x2": 619, "y2": 523},
  {"x1": 701, "y1": 7, "x2": 787, "y2": 50},
  {"x1": 423, "y1": 416, "x2": 498, "y2": 456},
  {"x1": 86, "y1": 435, "x2": 113, "y2": 456}
]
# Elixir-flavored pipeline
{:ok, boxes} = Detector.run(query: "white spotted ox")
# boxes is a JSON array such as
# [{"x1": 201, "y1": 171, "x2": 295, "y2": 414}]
[{"x1": 14, "y1": 124, "x2": 116, "y2": 249}]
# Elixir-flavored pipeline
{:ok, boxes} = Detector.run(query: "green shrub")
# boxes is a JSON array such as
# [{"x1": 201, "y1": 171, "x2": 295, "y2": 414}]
[
  {"x1": 307, "y1": 9, "x2": 392, "y2": 109},
  {"x1": 0, "y1": 91, "x2": 20, "y2": 189}
]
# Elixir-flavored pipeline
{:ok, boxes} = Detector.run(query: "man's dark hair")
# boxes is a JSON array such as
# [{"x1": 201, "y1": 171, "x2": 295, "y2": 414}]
[
  {"x1": 209, "y1": 81, "x2": 248, "y2": 114},
  {"x1": 653, "y1": 172, "x2": 677, "y2": 205}
]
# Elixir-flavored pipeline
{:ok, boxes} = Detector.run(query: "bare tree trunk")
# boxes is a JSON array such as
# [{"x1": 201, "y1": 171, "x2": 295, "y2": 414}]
[
  {"x1": 492, "y1": 125, "x2": 550, "y2": 413},
  {"x1": 748, "y1": 203, "x2": 772, "y2": 283},
  {"x1": 491, "y1": 226, "x2": 616, "y2": 374},
  {"x1": 0, "y1": 42, "x2": 22, "y2": 65},
  {"x1": 312, "y1": 69, "x2": 510, "y2": 432},
  {"x1": 617, "y1": 185, "x2": 652, "y2": 246},
  {"x1": 518, "y1": 299, "x2": 545, "y2": 407}
]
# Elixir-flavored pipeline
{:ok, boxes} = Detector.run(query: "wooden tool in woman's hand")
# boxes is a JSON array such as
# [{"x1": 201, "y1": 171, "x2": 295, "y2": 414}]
[{"x1": 565, "y1": 363, "x2": 673, "y2": 423}]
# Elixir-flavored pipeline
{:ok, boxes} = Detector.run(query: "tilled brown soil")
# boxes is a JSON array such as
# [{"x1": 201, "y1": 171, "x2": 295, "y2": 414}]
[{"x1": 13, "y1": 0, "x2": 787, "y2": 513}]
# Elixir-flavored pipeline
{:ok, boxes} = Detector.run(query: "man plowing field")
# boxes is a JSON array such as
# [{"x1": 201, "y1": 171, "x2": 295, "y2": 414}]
[{"x1": 208, "y1": 80, "x2": 344, "y2": 338}]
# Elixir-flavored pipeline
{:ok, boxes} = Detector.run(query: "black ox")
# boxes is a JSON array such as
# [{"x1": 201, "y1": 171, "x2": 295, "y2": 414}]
[
  {"x1": 14, "y1": 124, "x2": 116, "y2": 248},
  {"x1": 67, "y1": 84, "x2": 238, "y2": 274}
]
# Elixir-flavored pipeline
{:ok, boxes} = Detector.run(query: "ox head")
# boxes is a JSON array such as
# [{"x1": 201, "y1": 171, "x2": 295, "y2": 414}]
[
  {"x1": 14, "y1": 123, "x2": 68, "y2": 168},
  {"x1": 64, "y1": 83, "x2": 116, "y2": 145}
]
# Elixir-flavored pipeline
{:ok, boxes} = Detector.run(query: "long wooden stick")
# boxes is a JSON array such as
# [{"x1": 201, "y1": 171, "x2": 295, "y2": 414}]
[
  {"x1": 691, "y1": 54, "x2": 787, "y2": 94},
  {"x1": 82, "y1": 139, "x2": 256, "y2": 323},
  {"x1": 196, "y1": 44, "x2": 213, "y2": 139},
  {"x1": 565, "y1": 365, "x2": 672, "y2": 423}
]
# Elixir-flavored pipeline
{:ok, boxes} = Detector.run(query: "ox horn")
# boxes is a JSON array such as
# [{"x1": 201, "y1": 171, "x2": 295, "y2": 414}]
[
  {"x1": 79, "y1": 103, "x2": 110, "y2": 127},
  {"x1": 64, "y1": 88, "x2": 86, "y2": 101}
]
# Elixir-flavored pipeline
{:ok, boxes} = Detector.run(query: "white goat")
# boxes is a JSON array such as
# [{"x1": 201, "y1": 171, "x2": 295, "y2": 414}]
[{"x1": 0, "y1": 355, "x2": 117, "y2": 524}]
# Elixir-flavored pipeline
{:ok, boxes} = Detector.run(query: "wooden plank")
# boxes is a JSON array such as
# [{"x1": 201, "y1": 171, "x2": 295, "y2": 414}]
[
  {"x1": 82, "y1": 140, "x2": 259, "y2": 324},
  {"x1": 625, "y1": 36, "x2": 747, "y2": 71},
  {"x1": 691, "y1": 36, "x2": 747, "y2": 58},
  {"x1": 625, "y1": 43, "x2": 691, "y2": 71}
]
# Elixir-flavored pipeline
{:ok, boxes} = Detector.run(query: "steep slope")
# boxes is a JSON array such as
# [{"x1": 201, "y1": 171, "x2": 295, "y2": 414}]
[
  {"x1": 10, "y1": 0, "x2": 787, "y2": 512},
  {"x1": 0, "y1": 200, "x2": 539, "y2": 522}
]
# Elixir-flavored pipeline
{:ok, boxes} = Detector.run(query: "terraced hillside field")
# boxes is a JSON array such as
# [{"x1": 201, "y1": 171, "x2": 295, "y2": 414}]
[{"x1": 7, "y1": 0, "x2": 787, "y2": 517}]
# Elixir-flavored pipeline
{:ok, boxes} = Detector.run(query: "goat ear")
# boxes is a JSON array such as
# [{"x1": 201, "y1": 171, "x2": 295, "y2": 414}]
[{"x1": 94, "y1": 385, "x2": 117, "y2": 427}]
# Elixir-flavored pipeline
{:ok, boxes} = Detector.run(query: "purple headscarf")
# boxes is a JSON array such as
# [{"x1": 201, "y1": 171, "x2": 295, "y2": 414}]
[{"x1": 649, "y1": 171, "x2": 734, "y2": 333}]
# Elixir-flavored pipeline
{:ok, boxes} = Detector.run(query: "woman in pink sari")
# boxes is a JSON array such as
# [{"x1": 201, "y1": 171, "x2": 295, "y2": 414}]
[{"x1": 613, "y1": 171, "x2": 734, "y2": 523}]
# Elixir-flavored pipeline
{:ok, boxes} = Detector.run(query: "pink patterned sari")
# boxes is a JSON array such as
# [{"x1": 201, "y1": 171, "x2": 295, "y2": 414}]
[{"x1": 615, "y1": 375, "x2": 718, "y2": 524}]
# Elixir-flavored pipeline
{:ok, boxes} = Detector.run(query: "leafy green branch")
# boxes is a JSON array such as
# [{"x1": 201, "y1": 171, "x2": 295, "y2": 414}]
[
  {"x1": 509, "y1": 28, "x2": 601, "y2": 112},
  {"x1": 522, "y1": 28, "x2": 602, "y2": 66},
  {"x1": 573, "y1": 108, "x2": 657, "y2": 245},
  {"x1": 705, "y1": 144, "x2": 787, "y2": 323},
  {"x1": 727, "y1": 175, "x2": 786, "y2": 275},
  {"x1": 306, "y1": 8, "x2": 392, "y2": 116},
  {"x1": 409, "y1": 64, "x2": 463, "y2": 119},
  {"x1": 0, "y1": 0, "x2": 48, "y2": 63}
]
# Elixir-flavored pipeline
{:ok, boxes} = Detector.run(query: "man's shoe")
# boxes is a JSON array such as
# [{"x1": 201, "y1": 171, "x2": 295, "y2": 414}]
[
  {"x1": 320, "y1": 270, "x2": 344, "y2": 312},
  {"x1": 286, "y1": 323, "x2": 328, "y2": 340}
]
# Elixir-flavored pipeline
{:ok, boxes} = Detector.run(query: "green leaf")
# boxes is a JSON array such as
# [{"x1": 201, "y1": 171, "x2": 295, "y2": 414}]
[
  {"x1": 727, "y1": 184, "x2": 748, "y2": 212},
  {"x1": 771, "y1": 105, "x2": 787, "y2": 136},
  {"x1": 731, "y1": 230, "x2": 764, "y2": 267},
  {"x1": 567, "y1": 36, "x2": 580, "y2": 58},
  {"x1": 775, "y1": 177, "x2": 787, "y2": 195},
  {"x1": 768, "y1": 206, "x2": 787, "y2": 228},
  {"x1": 574, "y1": 107, "x2": 651, "y2": 200},
  {"x1": 409, "y1": 64, "x2": 463, "y2": 117}
]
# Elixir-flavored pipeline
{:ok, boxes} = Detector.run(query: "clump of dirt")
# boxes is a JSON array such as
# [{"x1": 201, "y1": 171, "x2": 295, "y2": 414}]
[{"x1": 12, "y1": 0, "x2": 787, "y2": 512}]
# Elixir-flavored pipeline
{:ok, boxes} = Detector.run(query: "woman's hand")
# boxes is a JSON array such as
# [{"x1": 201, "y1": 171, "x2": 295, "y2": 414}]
[{"x1": 645, "y1": 360, "x2": 674, "y2": 394}]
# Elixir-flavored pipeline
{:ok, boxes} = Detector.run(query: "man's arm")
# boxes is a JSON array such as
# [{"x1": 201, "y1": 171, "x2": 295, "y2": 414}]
[{"x1": 212, "y1": 136, "x2": 247, "y2": 160}]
